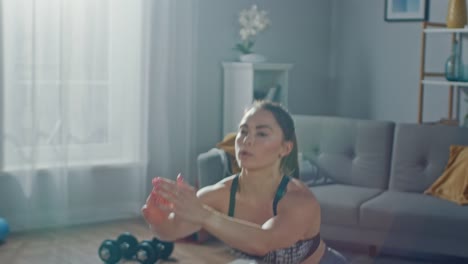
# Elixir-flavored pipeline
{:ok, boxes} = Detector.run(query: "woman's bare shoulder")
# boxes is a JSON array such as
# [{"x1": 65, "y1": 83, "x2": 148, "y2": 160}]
[
  {"x1": 197, "y1": 175, "x2": 236, "y2": 194},
  {"x1": 275, "y1": 177, "x2": 321, "y2": 236},
  {"x1": 284, "y1": 177, "x2": 320, "y2": 208},
  {"x1": 196, "y1": 175, "x2": 237, "y2": 208}
]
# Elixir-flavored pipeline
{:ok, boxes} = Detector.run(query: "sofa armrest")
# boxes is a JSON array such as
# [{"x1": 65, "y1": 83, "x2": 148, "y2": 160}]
[{"x1": 197, "y1": 148, "x2": 231, "y2": 189}]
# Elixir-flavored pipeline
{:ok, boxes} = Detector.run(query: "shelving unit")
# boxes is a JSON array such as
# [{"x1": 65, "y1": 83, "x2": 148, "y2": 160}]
[
  {"x1": 418, "y1": 22, "x2": 468, "y2": 124},
  {"x1": 421, "y1": 80, "x2": 468, "y2": 87},
  {"x1": 222, "y1": 62, "x2": 293, "y2": 135}
]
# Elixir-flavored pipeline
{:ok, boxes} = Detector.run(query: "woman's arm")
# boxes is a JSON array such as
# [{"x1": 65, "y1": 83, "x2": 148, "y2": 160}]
[
  {"x1": 142, "y1": 175, "x2": 227, "y2": 242},
  {"x1": 201, "y1": 192, "x2": 319, "y2": 255},
  {"x1": 156, "y1": 178, "x2": 319, "y2": 256}
]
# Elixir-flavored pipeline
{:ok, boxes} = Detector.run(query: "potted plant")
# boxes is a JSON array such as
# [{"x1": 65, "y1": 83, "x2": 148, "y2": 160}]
[{"x1": 234, "y1": 5, "x2": 270, "y2": 63}]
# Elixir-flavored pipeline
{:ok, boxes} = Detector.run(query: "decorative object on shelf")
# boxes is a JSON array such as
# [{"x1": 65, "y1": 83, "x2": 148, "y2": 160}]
[
  {"x1": 234, "y1": 5, "x2": 270, "y2": 62},
  {"x1": 446, "y1": 0, "x2": 467, "y2": 28},
  {"x1": 384, "y1": 0, "x2": 429, "y2": 22},
  {"x1": 463, "y1": 88, "x2": 468, "y2": 127},
  {"x1": 239, "y1": 53, "x2": 267, "y2": 63},
  {"x1": 463, "y1": 114, "x2": 468, "y2": 127},
  {"x1": 264, "y1": 85, "x2": 280, "y2": 101},
  {"x1": 445, "y1": 39, "x2": 464, "y2": 81}
]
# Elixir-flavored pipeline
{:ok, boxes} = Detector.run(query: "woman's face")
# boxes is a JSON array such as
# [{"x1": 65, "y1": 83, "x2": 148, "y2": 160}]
[{"x1": 235, "y1": 108, "x2": 292, "y2": 171}]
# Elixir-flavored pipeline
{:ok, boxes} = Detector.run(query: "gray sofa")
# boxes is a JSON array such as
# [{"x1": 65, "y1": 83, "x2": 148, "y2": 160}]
[{"x1": 196, "y1": 115, "x2": 468, "y2": 259}]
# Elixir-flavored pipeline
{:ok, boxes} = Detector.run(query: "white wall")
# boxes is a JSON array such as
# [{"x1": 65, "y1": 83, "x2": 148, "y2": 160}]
[{"x1": 331, "y1": 0, "x2": 465, "y2": 123}]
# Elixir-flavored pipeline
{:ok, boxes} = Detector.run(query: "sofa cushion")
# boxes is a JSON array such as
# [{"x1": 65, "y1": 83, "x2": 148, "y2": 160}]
[
  {"x1": 293, "y1": 115, "x2": 394, "y2": 189},
  {"x1": 311, "y1": 184, "x2": 383, "y2": 227},
  {"x1": 360, "y1": 191, "x2": 468, "y2": 239},
  {"x1": 389, "y1": 123, "x2": 468, "y2": 193},
  {"x1": 293, "y1": 115, "x2": 395, "y2": 189}
]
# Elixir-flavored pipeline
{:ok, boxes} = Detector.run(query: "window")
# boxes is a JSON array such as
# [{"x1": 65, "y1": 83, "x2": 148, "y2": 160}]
[{"x1": 2, "y1": 0, "x2": 145, "y2": 170}]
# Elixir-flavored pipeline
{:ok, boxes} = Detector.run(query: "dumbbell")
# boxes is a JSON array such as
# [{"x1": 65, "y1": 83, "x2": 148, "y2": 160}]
[
  {"x1": 135, "y1": 238, "x2": 174, "y2": 264},
  {"x1": 98, "y1": 232, "x2": 139, "y2": 264}
]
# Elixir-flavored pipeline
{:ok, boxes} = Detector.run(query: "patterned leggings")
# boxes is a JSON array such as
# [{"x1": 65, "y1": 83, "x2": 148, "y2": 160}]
[{"x1": 319, "y1": 247, "x2": 348, "y2": 264}]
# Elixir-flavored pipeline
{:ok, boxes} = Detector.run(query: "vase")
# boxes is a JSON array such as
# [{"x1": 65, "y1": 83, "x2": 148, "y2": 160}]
[
  {"x1": 446, "y1": 0, "x2": 467, "y2": 28},
  {"x1": 239, "y1": 53, "x2": 266, "y2": 63},
  {"x1": 445, "y1": 39, "x2": 464, "y2": 81}
]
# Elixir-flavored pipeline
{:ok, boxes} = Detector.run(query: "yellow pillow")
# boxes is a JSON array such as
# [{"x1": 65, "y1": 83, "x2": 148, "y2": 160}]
[
  {"x1": 424, "y1": 145, "x2": 468, "y2": 205},
  {"x1": 216, "y1": 132, "x2": 241, "y2": 174}
]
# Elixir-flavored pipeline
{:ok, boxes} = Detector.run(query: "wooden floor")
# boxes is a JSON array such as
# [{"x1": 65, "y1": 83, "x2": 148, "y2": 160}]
[
  {"x1": 0, "y1": 218, "x2": 237, "y2": 264},
  {"x1": 2, "y1": 218, "x2": 468, "y2": 264}
]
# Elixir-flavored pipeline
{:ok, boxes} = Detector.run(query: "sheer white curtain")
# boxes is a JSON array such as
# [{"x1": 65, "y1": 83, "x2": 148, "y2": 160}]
[
  {"x1": 1, "y1": 0, "x2": 150, "y2": 230},
  {"x1": 147, "y1": 0, "x2": 196, "y2": 186}
]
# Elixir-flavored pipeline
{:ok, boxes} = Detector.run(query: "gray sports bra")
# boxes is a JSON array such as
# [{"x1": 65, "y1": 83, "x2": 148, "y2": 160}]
[{"x1": 228, "y1": 174, "x2": 321, "y2": 264}]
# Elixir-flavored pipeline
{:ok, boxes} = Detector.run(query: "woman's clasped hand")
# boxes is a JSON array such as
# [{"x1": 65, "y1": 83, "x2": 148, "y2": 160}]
[{"x1": 150, "y1": 174, "x2": 209, "y2": 225}]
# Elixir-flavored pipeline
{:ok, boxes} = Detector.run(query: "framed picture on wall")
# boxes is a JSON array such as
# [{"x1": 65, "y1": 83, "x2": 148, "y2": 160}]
[{"x1": 385, "y1": 0, "x2": 429, "y2": 22}]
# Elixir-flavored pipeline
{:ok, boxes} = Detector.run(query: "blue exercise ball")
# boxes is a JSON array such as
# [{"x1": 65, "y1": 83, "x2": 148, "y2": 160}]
[{"x1": 0, "y1": 218, "x2": 10, "y2": 242}]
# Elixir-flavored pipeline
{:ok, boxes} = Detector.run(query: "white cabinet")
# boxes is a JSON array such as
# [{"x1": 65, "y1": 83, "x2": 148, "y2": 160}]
[{"x1": 222, "y1": 62, "x2": 293, "y2": 135}]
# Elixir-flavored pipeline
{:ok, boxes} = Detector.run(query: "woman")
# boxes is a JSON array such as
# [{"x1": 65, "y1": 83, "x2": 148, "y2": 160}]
[{"x1": 142, "y1": 101, "x2": 348, "y2": 264}]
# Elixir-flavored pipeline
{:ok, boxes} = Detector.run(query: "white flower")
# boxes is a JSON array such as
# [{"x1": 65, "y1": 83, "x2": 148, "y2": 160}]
[
  {"x1": 240, "y1": 29, "x2": 249, "y2": 40},
  {"x1": 235, "y1": 5, "x2": 270, "y2": 54}
]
